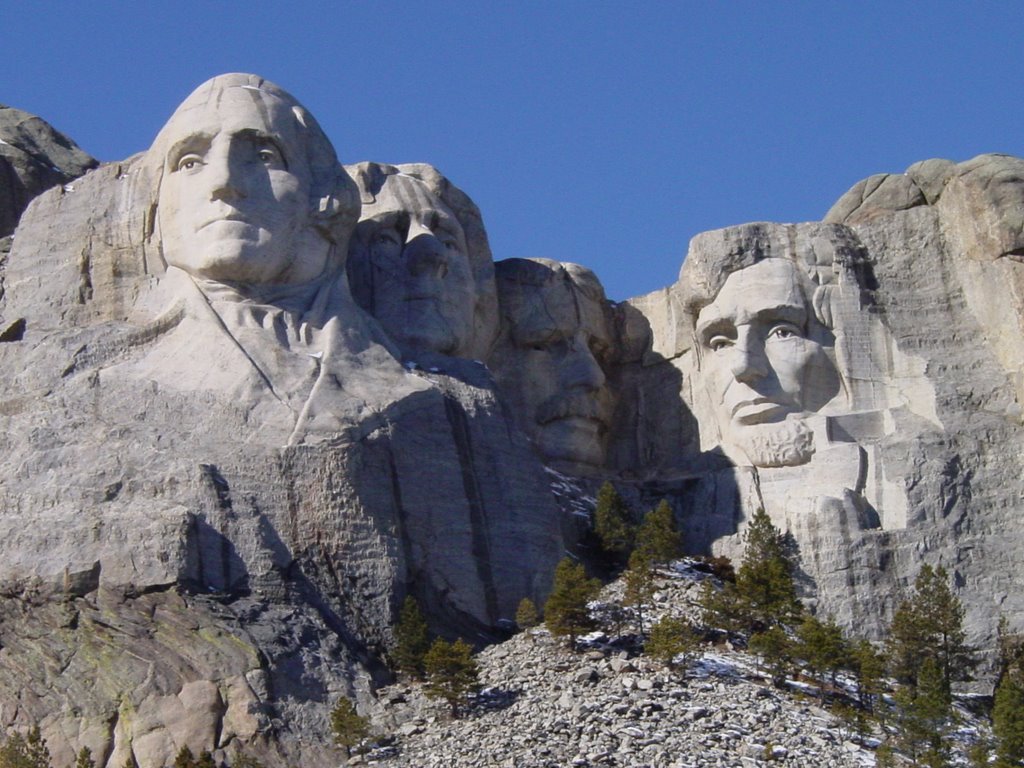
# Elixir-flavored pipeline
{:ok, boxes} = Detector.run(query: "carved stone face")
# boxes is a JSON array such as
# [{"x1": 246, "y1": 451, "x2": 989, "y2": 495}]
[
  {"x1": 352, "y1": 174, "x2": 475, "y2": 355},
  {"x1": 695, "y1": 258, "x2": 840, "y2": 465},
  {"x1": 156, "y1": 85, "x2": 328, "y2": 285},
  {"x1": 493, "y1": 261, "x2": 613, "y2": 467},
  {"x1": 956, "y1": 155, "x2": 1024, "y2": 258}
]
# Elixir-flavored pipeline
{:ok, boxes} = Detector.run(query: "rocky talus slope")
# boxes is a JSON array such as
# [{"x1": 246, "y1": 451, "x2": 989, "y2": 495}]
[
  {"x1": 355, "y1": 564, "x2": 987, "y2": 768},
  {"x1": 371, "y1": 635, "x2": 869, "y2": 767}
]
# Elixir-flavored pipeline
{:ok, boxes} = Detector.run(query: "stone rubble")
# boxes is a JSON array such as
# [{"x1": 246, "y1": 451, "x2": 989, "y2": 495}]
[{"x1": 362, "y1": 567, "x2": 878, "y2": 768}]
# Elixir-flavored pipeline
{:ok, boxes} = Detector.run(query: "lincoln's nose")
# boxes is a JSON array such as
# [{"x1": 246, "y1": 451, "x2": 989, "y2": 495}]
[{"x1": 729, "y1": 338, "x2": 769, "y2": 383}]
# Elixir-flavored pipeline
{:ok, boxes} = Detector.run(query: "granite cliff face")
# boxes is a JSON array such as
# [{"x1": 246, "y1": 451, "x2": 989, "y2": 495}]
[{"x1": 0, "y1": 74, "x2": 1022, "y2": 766}]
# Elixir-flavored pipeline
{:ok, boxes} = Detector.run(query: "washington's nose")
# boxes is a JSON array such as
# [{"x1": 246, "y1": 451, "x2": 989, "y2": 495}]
[
  {"x1": 207, "y1": 150, "x2": 245, "y2": 202},
  {"x1": 729, "y1": 338, "x2": 769, "y2": 383},
  {"x1": 404, "y1": 228, "x2": 450, "y2": 278}
]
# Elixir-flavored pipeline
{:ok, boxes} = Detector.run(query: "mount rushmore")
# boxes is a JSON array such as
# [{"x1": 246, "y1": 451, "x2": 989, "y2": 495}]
[{"x1": 0, "y1": 73, "x2": 1022, "y2": 765}]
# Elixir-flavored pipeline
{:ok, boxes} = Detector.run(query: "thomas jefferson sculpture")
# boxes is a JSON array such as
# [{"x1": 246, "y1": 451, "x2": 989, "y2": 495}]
[{"x1": 346, "y1": 162, "x2": 498, "y2": 360}]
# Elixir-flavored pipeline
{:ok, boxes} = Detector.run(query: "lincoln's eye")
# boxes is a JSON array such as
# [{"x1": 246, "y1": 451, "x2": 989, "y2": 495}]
[
  {"x1": 708, "y1": 335, "x2": 732, "y2": 352},
  {"x1": 768, "y1": 323, "x2": 802, "y2": 340}
]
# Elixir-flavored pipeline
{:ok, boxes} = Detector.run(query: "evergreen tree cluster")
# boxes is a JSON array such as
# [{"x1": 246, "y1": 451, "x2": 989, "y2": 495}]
[
  {"x1": 330, "y1": 698, "x2": 371, "y2": 757},
  {"x1": 389, "y1": 594, "x2": 482, "y2": 719},
  {"x1": 689, "y1": 508, "x2": 999, "y2": 766},
  {"x1": 0, "y1": 728, "x2": 51, "y2": 768},
  {"x1": 172, "y1": 747, "x2": 216, "y2": 768},
  {"x1": 544, "y1": 558, "x2": 602, "y2": 646},
  {"x1": 699, "y1": 509, "x2": 801, "y2": 636},
  {"x1": 592, "y1": 484, "x2": 683, "y2": 569}
]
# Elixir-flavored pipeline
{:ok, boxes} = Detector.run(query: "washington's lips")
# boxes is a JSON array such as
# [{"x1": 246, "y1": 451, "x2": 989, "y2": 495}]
[{"x1": 198, "y1": 212, "x2": 253, "y2": 231}]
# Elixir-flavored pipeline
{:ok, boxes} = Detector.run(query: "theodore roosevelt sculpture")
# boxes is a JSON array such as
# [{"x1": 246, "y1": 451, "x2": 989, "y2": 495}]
[
  {"x1": 490, "y1": 257, "x2": 615, "y2": 469},
  {"x1": 120, "y1": 74, "x2": 416, "y2": 442},
  {"x1": 345, "y1": 162, "x2": 498, "y2": 360}
]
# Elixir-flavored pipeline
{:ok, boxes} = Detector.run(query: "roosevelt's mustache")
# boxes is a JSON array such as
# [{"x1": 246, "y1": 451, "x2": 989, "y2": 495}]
[{"x1": 536, "y1": 390, "x2": 612, "y2": 427}]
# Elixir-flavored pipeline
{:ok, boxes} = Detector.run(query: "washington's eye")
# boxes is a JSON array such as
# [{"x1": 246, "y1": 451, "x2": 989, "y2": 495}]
[
  {"x1": 768, "y1": 323, "x2": 802, "y2": 340},
  {"x1": 175, "y1": 154, "x2": 203, "y2": 172}
]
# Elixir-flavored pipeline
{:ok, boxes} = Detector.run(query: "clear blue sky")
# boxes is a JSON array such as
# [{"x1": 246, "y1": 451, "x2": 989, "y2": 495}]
[{"x1": 3, "y1": 2, "x2": 1022, "y2": 300}]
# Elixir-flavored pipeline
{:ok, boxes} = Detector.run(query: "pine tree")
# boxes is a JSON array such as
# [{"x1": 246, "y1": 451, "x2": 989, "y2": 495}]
[
  {"x1": 393, "y1": 595, "x2": 431, "y2": 679},
  {"x1": 795, "y1": 614, "x2": 848, "y2": 703},
  {"x1": 887, "y1": 564, "x2": 971, "y2": 691},
  {"x1": 968, "y1": 738, "x2": 993, "y2": 768},
  {"x1": 851, "y1": 639, "x2": 886, "y2": 715},
  {"x1": 544, "y1": 558, "x2": 601, "y2": 647},
  {"x1": 173, "y1": 746, "x2": 197, "y2": 768},
  {"x1": 697, "y1": 578, "x2": 743, "y2": 632},
  {"x1": 993, "y1": 667, "x2": 1024, "y2": 767},
  {"x1": 330, "y1": 697, "x2": 371, "y2": 757},
  {"x1": 733, "y1": 509, "x2": 802, "y2": 632},
  {"x1": 0, "y1": 728, "x2": 51, "y2": 768},
  {"x1": 23, "y1": 729, "x2": 49, "y2": 768},
  {"x1": 593, "y1": 481, "x2": 634, "y2": 559},
  {"x1": 75, "y1": 747, "x2": 96, "y2": 768},
  {"x1": 623, "y1": 549, "x2": 657, "y2": 634},
  {"x1": 874, "y1": 741, "x2": 898, "y2": 768},
  {"x1": 646, "y1": 615, "x2": 701, "y2": 672},
  {"x1": 891, "y1": 656, "x2": 953, "y2": 767},
  {"x1": 515, "y1": 597, "x2": 539, "y2": 632},
  {"x1": 423, "y1": 638, "x2": 480, "y2": 718},
  {"x1": 635, "y1": 500, "x2": 682, "y2": 564},
  {"x1": 748, "y1": 624, "x2": 793, "y2": 688},
  {"x1": 195, "y1": 751, "x2": 216, "y2": 768}
]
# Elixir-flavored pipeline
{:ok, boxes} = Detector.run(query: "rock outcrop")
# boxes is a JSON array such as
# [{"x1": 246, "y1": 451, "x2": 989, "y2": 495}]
[
  {"x1": 0, "y1": 104, "x2": 96, "y2": 238},
  {"x1": 0, "y1": 73, "x2": 1022, "y2": 766}
]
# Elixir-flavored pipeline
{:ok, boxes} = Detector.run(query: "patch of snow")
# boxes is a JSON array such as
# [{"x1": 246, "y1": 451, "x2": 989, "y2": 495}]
[{"x1": 691, "y1": 652, "x2": 745, "y2": 679}]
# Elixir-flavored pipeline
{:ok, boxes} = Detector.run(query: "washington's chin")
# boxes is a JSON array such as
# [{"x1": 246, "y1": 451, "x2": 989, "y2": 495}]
[
  {"x1": 535, "y1": 417, "x2": 607, "y2": 467},
  {"x1": 166, "y1": 240, "x2": 294, "y2": 285}
]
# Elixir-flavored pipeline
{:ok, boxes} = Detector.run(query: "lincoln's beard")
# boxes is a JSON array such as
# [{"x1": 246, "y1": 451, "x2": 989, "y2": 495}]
[{"x1": 721, "y1": 416, "x2": 815, "y2": 468}]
